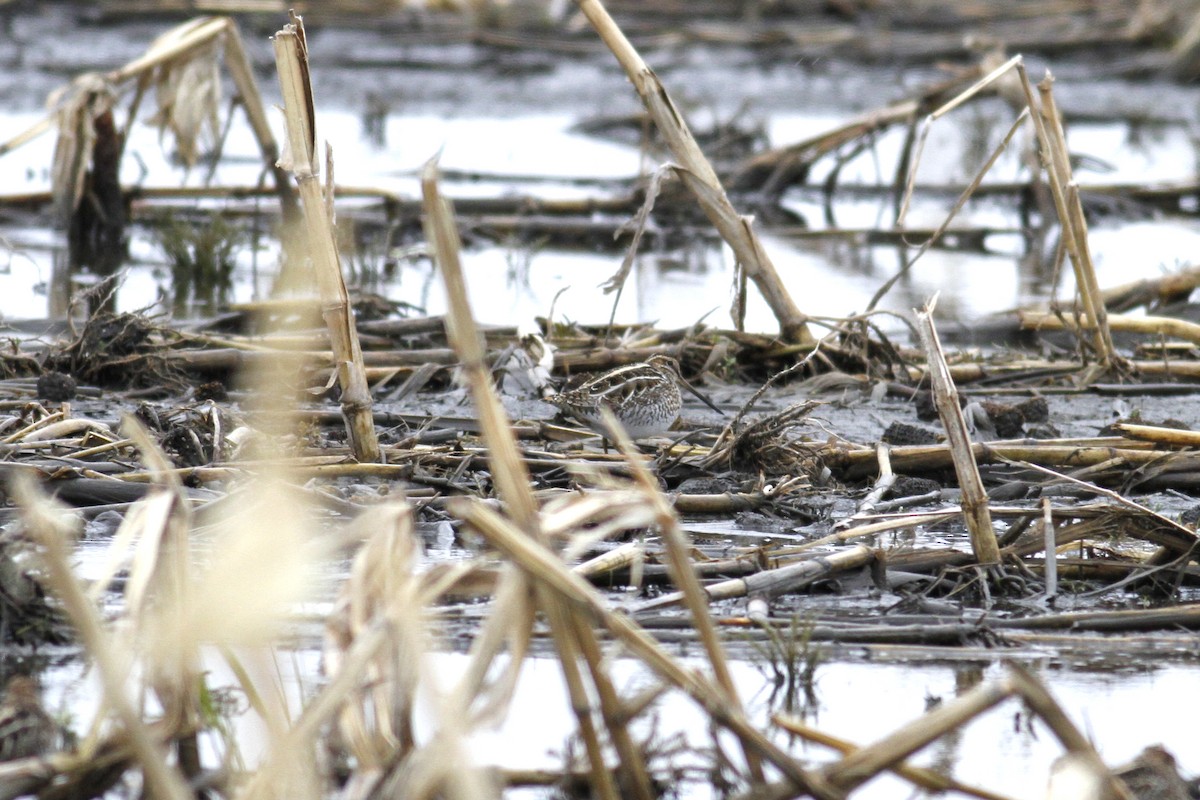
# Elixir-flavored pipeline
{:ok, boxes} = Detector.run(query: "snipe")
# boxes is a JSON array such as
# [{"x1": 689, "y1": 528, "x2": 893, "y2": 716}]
[{"x1": 545, "y1": 354, "x2": 721, "y2": 438}]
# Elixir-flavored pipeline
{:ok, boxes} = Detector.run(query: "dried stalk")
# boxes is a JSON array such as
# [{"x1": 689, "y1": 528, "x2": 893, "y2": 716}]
[
  {"x1": 818, "y1": 662, "x2": 1128, "y2": 796},
  {"x1": 3, "y1": 16, "x2": 296, "y2": 222},
  {"x1": 1110, "y1": 422, "x2": 1200, "y2": 447},
  {"x1": 1020, "y1": 309, "x2": 1200, "y2": 345},
  {"x1": 772, "y1": 715, "x2": 1018, "y2": 800},
  {"x1": 451, "y1": 499, "x2": 838, "y2": 799},
  {"x1": 915, "y1": 298, "x2": 1000, "y2": 564},
  {"x1": 420, "y1": 160, "x2": 640, "y2": 800},
  {"x1": 273, "y1": 13, "x2": 380, "y2": 462},
  {"x1": 633, "y1": 544, "x2": 874, "y2": 613},
  {"x1": 120, "y1": 419, "x2": 201, "y2": 781},
  {"x1": 221, "y1": 18, "x2": 300, "y2": 222},
  {"x1": 239, "y1": 622, "x2": 392, "y2": 800},
  {"x1": 1016, "y1": 63, "x2": 1116, "y2": 369},
  {"x1": 604, "y1": 409, "x2": 765, "y2": 783},
  {"x1": 326, "y1": 503, "x2": 489, "y2": 800},
  {"x1": 573, "y1": 0, "x2": 812, "y2": 343},
  {"x1": 13, "y1": 475, "x2": 193, "y2": 800}
]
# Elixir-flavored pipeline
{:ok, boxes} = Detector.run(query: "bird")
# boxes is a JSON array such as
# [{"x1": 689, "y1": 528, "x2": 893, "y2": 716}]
[
  {"x1": 544, "y1": 354, "x2": 722, "y2": 439},
  {"x1": 0, "y1": 675, "x2": 56, "y2": 761}
]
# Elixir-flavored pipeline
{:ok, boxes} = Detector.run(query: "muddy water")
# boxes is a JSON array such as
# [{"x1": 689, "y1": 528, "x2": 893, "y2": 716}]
[
  {"x1": 54, "y1": 536, "x2": 1200, "y2": 796},
  {"x1": 4, "y1": 7, "x2": 1200, "y2": 795},
  {"x1": 3, "y1": 15, "x2": 1200, "y2": 331},
  {"x1": 6, "y1": 104, "x2": 1200, "y2": 330}
]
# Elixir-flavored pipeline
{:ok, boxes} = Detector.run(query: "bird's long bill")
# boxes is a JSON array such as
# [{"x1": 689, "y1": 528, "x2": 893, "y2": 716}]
[{"x1": 680, "y1": 377, "x2": 725, "y2": 416}]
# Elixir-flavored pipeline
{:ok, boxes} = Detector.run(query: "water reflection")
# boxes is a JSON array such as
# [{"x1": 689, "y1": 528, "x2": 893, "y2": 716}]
[{"x1": 3, "y1": 98, "x2": 1199, "y2": 331}]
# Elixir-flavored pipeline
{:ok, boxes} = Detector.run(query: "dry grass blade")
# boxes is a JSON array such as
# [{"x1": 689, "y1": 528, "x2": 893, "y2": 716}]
[
  {"x1": 323, "y1": 502, "x2": 493, "y2": 800},
  {"x1": 325, "y1": 503, "x2": 422, "y2": 768},
  {"x1": 6, "y1": 16, "x2": 295, "y2": 223},
  {"x1": 549, "y1": 490, "x2": 659, "y2": 561},
  {"x1": 915, "y1": 297, "x2": 1000, "y2": 564},
  {"x1": 239, "y1": 626, "x2": 389, "y2": 800},
  {"x1": 181, "y1": 476, "x2": 318, "y2": 644},
  {"x1": 113, "y1": 414, "x2": 326, "y2": 788},
  {"x1": 116, "y1": 417, "x2": 201, "y2": 776},
  {"x1": 448, "y1": 563, "x2": 535, "y2": 726},
  {"x1": 418, "y1": 156, "x2": 539, "y2": 726},
  {"x1": 419, "y1": 158, "x2": 536, "y2": 526}
]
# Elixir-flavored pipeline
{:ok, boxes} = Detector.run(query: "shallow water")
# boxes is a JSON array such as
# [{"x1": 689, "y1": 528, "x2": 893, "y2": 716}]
[
  {"x1": 31, "y1": 626, "x2": 1200, "y2": 798},
  {"x1": 4, "y1": 8, "x2": 1200, "y2": 795},
  {"x1": 3, "y1": 16, "x2": 1200, "y2": 333}
]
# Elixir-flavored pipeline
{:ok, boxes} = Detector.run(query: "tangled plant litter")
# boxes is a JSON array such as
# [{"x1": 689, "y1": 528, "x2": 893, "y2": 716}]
[{"x1": 0, "y1": 2, "x2": 1200, "y2": 798}]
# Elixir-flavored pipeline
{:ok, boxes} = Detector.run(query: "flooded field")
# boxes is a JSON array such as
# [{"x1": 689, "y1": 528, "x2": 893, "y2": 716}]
[
  {"x1": 3, "y1": 2, "x2": 1200, "y2": 799},
  {"x1": 4, "y1": 6, "x2": 1200, "y2": 332}
]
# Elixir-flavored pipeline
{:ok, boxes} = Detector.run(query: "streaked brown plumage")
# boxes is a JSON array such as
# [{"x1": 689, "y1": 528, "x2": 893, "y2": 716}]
[
  {"x1": 545, "y1": 354, "x2": 717, "y2": 438},
  {"x1": 0, "y1": 676, "x2": 55, "y2": 761}
]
